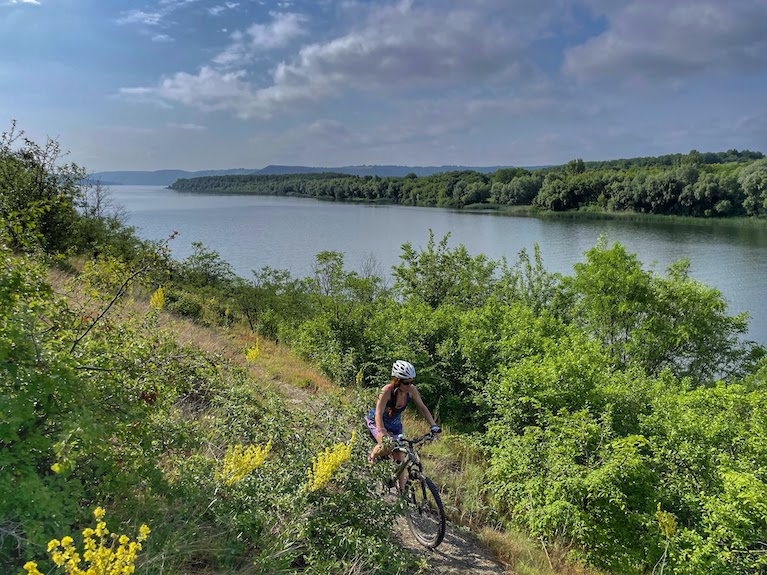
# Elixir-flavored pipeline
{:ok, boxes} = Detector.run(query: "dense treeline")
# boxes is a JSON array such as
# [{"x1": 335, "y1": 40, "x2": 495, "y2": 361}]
[
  {"x1": 6, "y1": 122, "x2": 767, "y2": 575},
  {"x1": 580, "y1": 148, "x2": 764, "y2": 170},
  {"x1": 170, "y1": 149, "x2": 767, "y2": 217}
]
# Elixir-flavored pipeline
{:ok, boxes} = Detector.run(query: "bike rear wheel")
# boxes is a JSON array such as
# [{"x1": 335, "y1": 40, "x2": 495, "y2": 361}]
[{"x1": 403, "y1": 475, "x2": 445, "y2": 548}]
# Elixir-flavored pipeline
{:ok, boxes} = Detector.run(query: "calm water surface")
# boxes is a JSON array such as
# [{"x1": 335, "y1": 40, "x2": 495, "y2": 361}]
[{"x1": 112, "y1": 186, "x2": 767, "y2": 345}]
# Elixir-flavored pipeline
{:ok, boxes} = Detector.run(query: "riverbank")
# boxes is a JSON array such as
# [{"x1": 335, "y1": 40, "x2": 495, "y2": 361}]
[
  {"x1": 166, "y1": 183, "x2": 767, "y2": 226},
  {"x1": 463, "y1": 202, "x2": 767, "y2": 226}
]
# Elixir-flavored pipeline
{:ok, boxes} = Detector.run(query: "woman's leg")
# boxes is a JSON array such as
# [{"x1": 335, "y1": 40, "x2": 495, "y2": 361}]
[
  {"x1": 393, "y1": 450, "x2": 408, "y2": 491},
  {"x1": 367, "y1": 418, "x2": 391, "y2": 463}
]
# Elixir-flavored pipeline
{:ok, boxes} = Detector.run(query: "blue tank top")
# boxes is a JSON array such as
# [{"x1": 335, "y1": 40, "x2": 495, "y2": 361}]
[{"x1": 367, "y1": 386, "x2": 410, "y2": 434}]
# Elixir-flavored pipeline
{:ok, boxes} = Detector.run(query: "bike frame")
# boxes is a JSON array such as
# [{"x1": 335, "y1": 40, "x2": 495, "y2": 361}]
[
  {"x1": 390, "y1": 432, "x2": 432, "y2": 485},
  {"x1": 388, "y1": 431, "x2": 446, "y2": 549}
]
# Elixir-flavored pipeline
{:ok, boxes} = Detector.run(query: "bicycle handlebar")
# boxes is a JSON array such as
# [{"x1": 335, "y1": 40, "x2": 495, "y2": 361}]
[{"x1": 394, "y1": 431, "x2": 437, "y2": 449}]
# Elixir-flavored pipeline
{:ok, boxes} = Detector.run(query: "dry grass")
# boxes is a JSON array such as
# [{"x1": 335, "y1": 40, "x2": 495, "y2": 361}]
[
  {"x1": 479, "y1": 527, "x2": 601, "y2": 575},
  {"x1": 235, "y1": 328, "x2": 335, "y2": 393},
  {"x1": 46, "y1": 263, "x2": 332, "y2": 408}
]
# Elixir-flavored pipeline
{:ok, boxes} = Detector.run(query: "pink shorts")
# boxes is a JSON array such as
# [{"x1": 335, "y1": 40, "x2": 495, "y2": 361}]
[{"x1": 366, "y1": 417, "x2": 401, "y2": 441}]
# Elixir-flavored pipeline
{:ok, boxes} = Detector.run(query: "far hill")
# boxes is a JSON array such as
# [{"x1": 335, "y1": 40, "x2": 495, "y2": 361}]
[
  {"x1": 86, "y1": 168, "x2": 261, "y2": 186},
  {"x1": 88, "y1": 164, "x2": 523, "y2": 186}
]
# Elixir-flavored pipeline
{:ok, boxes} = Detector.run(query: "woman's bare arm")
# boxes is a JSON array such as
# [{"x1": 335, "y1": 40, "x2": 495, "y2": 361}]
[
  {"x1": 374, "y1": 384, "x2": 392, "y2": 442},
  {"x1": 410, "y1": 385, "x2": 437, "y2": 427}
]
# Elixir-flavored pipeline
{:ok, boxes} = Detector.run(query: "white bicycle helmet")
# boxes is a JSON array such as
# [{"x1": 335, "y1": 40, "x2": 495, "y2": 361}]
[{"x1": 391, "y1": 360, "x2": 416, "y2": 379}]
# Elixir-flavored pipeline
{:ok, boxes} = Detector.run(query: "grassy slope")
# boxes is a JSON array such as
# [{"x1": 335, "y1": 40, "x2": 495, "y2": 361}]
[{"x1": 49, "y1": 266, "x2": 599, "y2": 575}]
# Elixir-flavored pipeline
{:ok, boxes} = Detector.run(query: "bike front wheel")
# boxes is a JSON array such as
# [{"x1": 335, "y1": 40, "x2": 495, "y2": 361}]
[{"x1": 403, "y1": 475, "x2": 445, "y2": 548}]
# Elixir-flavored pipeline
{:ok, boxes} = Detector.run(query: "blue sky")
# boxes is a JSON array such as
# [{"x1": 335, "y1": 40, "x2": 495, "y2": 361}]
[{"x1": 2, "y1": 0, "x2": 766, "y2": 171}]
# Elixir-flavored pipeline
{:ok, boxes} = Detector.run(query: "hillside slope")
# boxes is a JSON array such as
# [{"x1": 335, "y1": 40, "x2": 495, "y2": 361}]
[{"x1": 45, "y1": 266, "x2": 511, "y2": 574}]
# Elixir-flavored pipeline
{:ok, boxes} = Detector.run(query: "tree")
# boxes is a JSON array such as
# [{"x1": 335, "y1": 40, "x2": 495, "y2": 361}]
[
  {"x1": 562, "y1": 238, "x2": 653, "y2": 358},
  {"x1": 566, "y1": 158, "x2": 586, "y2": 175},
  {"x1": 740, "y1": 159, "x2": 767, "y2": 216},
  {"x1": 630, "y1": 259, "x2": 751, "y2": 381},
  {"x1": 393, "y1": 231, "x2": 498, "y2": 309},
  {"x1": 0, "y1": 121, "x2": 85, "y2": 252},
  {"x1": 562, "y1": 238, "x2": 753, "y2": 380},
  {"x1": 176, "y1": 242, "x2": 235, "y2": 288},
  {"x1": 492, "y1": 167, "x2": 529, "y2": 184}
]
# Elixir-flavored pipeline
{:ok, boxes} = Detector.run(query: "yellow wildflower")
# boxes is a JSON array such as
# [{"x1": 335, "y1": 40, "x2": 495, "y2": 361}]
[
  {"x1": 137, "y1": 525, "x2": 151, "y2": 542},
  {"x1": 33, "y1": 507, "x2": 149, "y2": 575},
  {"x1": 306, "y1": 431, "x2": 356, "y2": 492},
  {"x1": 23, "y1": 561, "x2": 43, "y2": 575},
  {"x1": 217, "y1": 440, "x2": 272, "y2": 485},
  {"x1": 245, "y1": 339, "x2": 260, "y2": 363},
  {"x1": 94, "y1": 520, "x2": 108, "y2": 538},
  {"x1": 149, "y1": 286, "x2": 165, "y2": 310}
]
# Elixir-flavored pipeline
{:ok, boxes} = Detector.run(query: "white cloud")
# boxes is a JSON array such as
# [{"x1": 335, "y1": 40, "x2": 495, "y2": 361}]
[
  {"x1": 213, "y1": 12, "x2": 307, "y2": 67},
  {"x1": 166, "y1": 122, "x2": 207, "y2": 131},
  {"x1": 122, "y1": 67, "x2": 261, "y2": 116},
  {"x1": 116, "y1": 10, "x2": 163, "y2": 26},
  {"x1": 208, "y1": 2, "x2": 239, "y2": 16},
  {"x1": 564, "y1": 0, "x2": 767, "y2": 84},
  {"x1": 158, "y1": 0, "x2": 200, "y2": 8},
  {"x1": 116, "y1": 0, "x2": 201, "y2": 28},
  {"x1": 152, "y1": 34, "x2": 174, "y2": 42},
  {"x1": 6, "y1": 0, "x2": 41, "y2": 4},
  {"x1": 121, "y1": 1, "x2": 572, "y2": 119}
]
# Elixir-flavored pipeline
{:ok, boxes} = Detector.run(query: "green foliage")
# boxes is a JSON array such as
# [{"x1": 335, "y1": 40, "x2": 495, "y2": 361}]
[
  {"x1": 292, "y1": 251, "x2": 388, "y2": 384},
  {"x1": 0, "y1": 248, "x2": 84, "y2": 564},
  {"x1": 561, "y1": 238, "x2": 751, "y2": 380},
  {"x1": 491, "y1": 172, "x2": 543, "y2": 205},
  {"x1": 165, "y1": 288, "x2": 205, "y2": 318},
  {"x1": 175, "y1": 241, "x2": 235, "y2": 288},
  {"x1": 233, "y1": 267, "x2": 312, "y2": 338},
  {"x1": 739, "y1": 158, "x2": 767, "y2": 216},
  {"x1": 487, "y1": 409, "x2": 658, "y2": 573},
  {"x1": 0, "y1": 122, "x2": 85, "y2": 253},
  {"x1": 639, "y1": 375, "x2": 767, "y2": 575},
  {"x1": 497, "y1": 244, "x2": 562, "y2": 313},
  {"x1": 3, "y1": 243, "x2": 419, "y2": 574},
  {"x1": 154, "y1": 228, "x2": 765, "y2": 574},
  {"x1": 1, "y1": 122, "x2": 149, "y2": 261},
  {"x1": 393, "y1": 231, "x2": 498, "y2": 309}
]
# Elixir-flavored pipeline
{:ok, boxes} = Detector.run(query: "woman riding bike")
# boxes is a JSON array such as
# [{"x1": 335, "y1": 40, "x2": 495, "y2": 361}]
[{"x1": 366, "y1": 360, "x2": 440, "y2": 486}]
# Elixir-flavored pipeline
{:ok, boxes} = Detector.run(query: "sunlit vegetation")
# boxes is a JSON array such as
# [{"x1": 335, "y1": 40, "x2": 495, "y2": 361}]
[
  {"x1": 4, "y1": 123, "x2": 767, "y2": 574},
  {"x1": 170, "y1": 148, "x2": 767, "y2": 217}
]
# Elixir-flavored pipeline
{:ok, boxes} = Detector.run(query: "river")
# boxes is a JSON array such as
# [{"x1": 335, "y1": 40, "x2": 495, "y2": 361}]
[{"x1": 111, "y1": 185, "x2": 767, "y2": 346}]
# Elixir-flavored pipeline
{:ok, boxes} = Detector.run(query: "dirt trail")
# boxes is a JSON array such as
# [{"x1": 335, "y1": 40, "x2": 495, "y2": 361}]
[
  {"x1": 178, "y1": 322, "x2": 508, "y2": 573},
  {"x1": 170, "y1": 318, "x2": 509, "y2": 574},
  {"x1": 395, "y1": 518, "x2": 506, "y2": 575}
]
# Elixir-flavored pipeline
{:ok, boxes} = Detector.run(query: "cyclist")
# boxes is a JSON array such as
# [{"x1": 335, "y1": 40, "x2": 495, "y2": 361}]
[{"x1": 366, "y1": 360, "x2": 441, "y2": 471}]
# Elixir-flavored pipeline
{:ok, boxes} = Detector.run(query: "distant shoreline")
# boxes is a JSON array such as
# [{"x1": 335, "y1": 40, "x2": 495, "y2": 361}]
[{"x1": 158, "y1": 183, "x2": 767, "y2": 226}]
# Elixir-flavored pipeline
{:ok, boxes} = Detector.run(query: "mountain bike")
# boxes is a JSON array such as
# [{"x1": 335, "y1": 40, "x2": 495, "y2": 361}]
[{"x1": 384, "y1": 432, "x2": 446, "y2": 549}]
